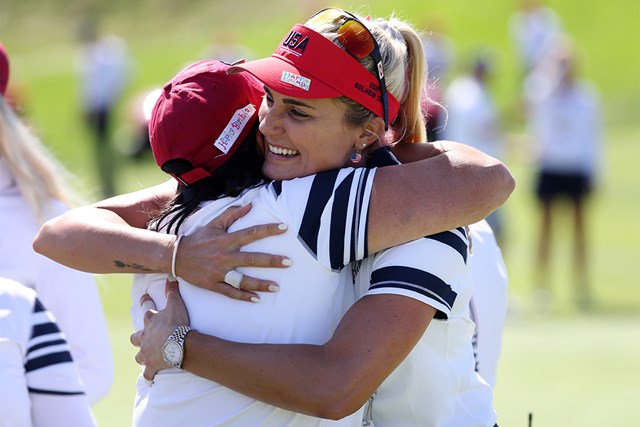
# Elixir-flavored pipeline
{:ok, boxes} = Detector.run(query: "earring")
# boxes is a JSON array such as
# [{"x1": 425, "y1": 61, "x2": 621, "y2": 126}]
[{"x1": 350, "y1": 143, "x2": 367, "y2": 164}]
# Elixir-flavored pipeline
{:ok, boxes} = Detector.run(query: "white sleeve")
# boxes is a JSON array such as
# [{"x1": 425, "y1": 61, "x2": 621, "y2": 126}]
[
  {"x1": 0, "y1": 343, "x2": 32, "y2": 427},
  {"x1": 32, "y1": 254, "x2": 114, "y2": 404},
  {"x1": 27, "y1": 296, "x2": 97, "y2": 426},
  {"x1": 0, "y1": 280, "x2": 96, "y2": 427},
  {"x1": 24, "y1": 201, "x2": 114, "y2": 404},
  {"x1": 31, "y1": 393, "x2": 97, "y2": 427},
  {"x1": 468, "y1": 220, "x2": 508, "y2": 388},
  {"x1": 273, "y1": 167, "x2": 376, "y2": 270},
  {"x1": 359, "y1": 227, "x2": 470, "y2": 319}
]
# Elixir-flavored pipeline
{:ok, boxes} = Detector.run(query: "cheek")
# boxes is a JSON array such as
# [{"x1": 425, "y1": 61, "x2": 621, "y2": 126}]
[
  {"x1": 256, "y1": 132, "x2": 266, "y2": 156},
  {"x1": 257, "y1": 102, "x2": 268, "y2": 127},
  {"x1": 304, "y1": 140, "x2": 352, "y2": 170}
]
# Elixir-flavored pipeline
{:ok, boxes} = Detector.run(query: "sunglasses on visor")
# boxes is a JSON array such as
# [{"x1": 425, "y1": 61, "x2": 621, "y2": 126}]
[{"x1": 306, "y1": 8, "x2": 391, "y2": 130}]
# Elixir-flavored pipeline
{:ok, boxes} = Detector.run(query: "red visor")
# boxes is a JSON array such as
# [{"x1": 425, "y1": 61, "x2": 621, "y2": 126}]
[{"x1": 229, "y1": 24, "x2": 400, "y2": 123}]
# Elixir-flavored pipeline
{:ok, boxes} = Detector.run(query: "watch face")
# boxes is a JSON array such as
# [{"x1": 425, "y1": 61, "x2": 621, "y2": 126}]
[{"x1": 163, "y1": 340, "x2": 182, "y2": 365}]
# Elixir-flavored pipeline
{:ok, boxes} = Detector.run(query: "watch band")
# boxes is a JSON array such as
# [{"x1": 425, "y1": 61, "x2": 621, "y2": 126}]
[
  {"x1": 164, "y1": 325, "x2": 193, "y2": 368},
  {"x1": 169, "y1": 325, "x2": 193, "y2": 345}
]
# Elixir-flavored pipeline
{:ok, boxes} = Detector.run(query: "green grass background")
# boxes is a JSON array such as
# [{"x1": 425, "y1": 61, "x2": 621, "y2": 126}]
[{"x1": 1, "y1": 0, "x2": 639, "y2": 426}]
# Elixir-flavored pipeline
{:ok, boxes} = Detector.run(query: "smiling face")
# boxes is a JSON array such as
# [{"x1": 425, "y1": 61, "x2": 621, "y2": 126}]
[{"x1": 257, "y1": 86, "x2": 363, "y2": 181}]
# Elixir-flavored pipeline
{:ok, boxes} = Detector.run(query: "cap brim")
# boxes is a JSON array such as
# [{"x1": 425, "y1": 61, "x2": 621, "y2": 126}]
[{"x1": 229, "y1": 55, "x2": 342, "y2": 99}]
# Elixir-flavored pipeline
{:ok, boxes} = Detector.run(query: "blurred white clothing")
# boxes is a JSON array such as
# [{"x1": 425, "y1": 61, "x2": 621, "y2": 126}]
[
  {"x1": 0, "y1": 278, "x2": 97, "y2": 427},
  {"x1": 0, "y1": 157, "x2": 113, "y2": 404}
]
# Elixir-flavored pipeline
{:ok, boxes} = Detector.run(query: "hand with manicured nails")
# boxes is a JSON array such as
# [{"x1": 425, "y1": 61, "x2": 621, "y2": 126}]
[{"x1": 174, "y1": 203, "x2": 291, "y2": 303}]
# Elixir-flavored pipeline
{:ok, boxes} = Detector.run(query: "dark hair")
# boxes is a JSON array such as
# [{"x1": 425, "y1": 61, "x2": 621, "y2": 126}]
[{"x1": 153, "y1": 124, "x2": 265, "y2": 234}]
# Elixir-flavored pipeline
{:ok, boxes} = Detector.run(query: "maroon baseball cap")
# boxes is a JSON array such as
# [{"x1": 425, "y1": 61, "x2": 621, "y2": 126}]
[
  {"x1": 149, "y1": 59, "x2": 265, "y2": 186},
  {"x1": 0, "y1": 42, "x2": 9, "y2": 96}
]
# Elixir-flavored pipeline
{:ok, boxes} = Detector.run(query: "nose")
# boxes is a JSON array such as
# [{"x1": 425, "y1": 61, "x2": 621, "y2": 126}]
[{"x1": 258, "y1": 99, "x2": 284, "y2": 139}]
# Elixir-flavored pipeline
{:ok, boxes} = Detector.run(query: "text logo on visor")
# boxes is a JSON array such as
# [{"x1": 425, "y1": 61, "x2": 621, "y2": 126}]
[
  {"x1": 281, "y1": 71, "x2": 311, "y2": 91},
  {"x1": 282, "y1": 31, "x2": 309, "y2": 56}
]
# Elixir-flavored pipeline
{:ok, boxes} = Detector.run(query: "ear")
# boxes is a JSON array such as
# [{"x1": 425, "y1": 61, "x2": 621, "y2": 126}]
[{"x1": 355, "y1": 117, "x2": 385, "y2": 148}]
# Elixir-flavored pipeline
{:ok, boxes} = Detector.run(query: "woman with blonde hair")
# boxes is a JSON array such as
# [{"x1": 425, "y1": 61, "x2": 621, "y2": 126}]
[{"x1": 0, "y1": 42, "x2": 113, "y2": 405}]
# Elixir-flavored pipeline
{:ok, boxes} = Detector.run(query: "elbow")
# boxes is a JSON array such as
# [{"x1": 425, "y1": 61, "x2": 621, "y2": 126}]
[
  {"x1": 315, "y1": 399, "x2": 364, "y2": 421},
  {"x1": 483, "y1": 160, "x2": 515, "y2": 209},
  {"x1": 469, "y1": 162, "x2": 516, "y2": 223},
  {"x1": 309, "y1": 382, "x2": 370, "y2": 420},
  {"x1": 497, "y1": 163, "x2": 516, "y2": 205},
  {"x1": 32, "y1": 220, "x2": 55, "y2": 257}
]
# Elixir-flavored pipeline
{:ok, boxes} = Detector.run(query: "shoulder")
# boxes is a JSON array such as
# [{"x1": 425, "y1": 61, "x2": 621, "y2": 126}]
[
  {"x1": 363, "y1": 229, "x2": 471, "y2": 317},
  {"x1": 0, "y1": 279, "x2": 37, "y2": 347},
  {"x1": 0, "y1": 278, "x2": 36, "y2": 309}
]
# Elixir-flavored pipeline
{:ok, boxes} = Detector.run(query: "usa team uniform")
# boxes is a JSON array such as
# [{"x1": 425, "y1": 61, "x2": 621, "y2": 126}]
[
  {"x1": 0, "y1": 278, "x2": 96, "y2": 427},
  {"x1": 468, "y1": 220, "x2": 508, "y2": 389},
  {"x1": 350, "y1": 227, "x2": 497, "y2": 427},
  {"x1": 131, "y1": 167, "x2": 376, "y2": 427}
]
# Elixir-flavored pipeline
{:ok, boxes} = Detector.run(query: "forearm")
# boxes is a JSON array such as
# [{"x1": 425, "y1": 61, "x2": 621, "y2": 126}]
[
  {"x1": 180, "y1": 294, "x2": 429, "y2": 419},
  {"x1": 34, "y1": 206, "x2": 175, "y2": 274},
  {"x1": 369, "y1": 140, "x2": 515, "y2": 253},
  {"x1": 33, "y1": 181, "x2": 177, "y2": 275},
  {"x1": 438, "y1": 139, "x2": 514, "y2": 217},
  {"x1": 183, "y1": 335, "x2": 361, "y2": 419}
]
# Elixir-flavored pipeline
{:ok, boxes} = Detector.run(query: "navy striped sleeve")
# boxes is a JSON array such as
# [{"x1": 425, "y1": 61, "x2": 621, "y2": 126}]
[
  {"x1": 424, "y1": 228, "x2": 469, "y2": 263},
  {"x1": 298, "y1": 170, "x2": 341, "y2": 256},
  {"x1": 298, "y1": 169, "x2": 375, "y2": 271},
  {"x1": 350, "y1": 168, "x2": 372, "y2": 262},
  {"x1": 329, "y1": 172, "x2": 356, "y2": 269},
  {"x1": 25, "y1": 298, "x2": 76, "y2": 374},
  {"x1": 370, "y1": 266, "x2": 458, "y2": 319}
]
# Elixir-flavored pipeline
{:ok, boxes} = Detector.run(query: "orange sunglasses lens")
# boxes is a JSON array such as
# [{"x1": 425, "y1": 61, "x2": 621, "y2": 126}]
[{"x1": 337, "y1": 20, "x2": 375, "y2": 59}]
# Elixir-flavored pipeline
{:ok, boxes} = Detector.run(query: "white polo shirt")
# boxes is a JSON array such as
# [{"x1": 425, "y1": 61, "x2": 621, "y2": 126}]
[
  {"x1": 351, "y1": 226, "x2": 497, "y2": 427},
  {"x1": 131, "y1": 167, "x2": 376, "y2": 427},
  {"x1": 0, "y1": 278, "x2": 96, "y2": 427},
  {"x1": 468, "y1": 220, "x2": 508, "y2": 389}
]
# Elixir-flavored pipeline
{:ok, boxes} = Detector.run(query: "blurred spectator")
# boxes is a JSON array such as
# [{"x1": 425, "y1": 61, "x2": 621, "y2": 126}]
[
  {"x1": 420, "y1": 20, "x2": 454, "y2": 142},
  {"x1": 76, "y1": 18, "x2": 131, "y2": 198},
  {"x1": 126, "y1": 87, "x2": 162, "y2": 160},
  {"x1": 202, "y1": 31, "x2": 256, "y2": 64},
  {"x1": 442, "y1": 51, "x2": 507, "y2": 243},
  {"x1": 0, "y1": 277, "x2": 97, "y2": 427},
  {"x1": 0, "y1": 41, "x2": 113, "y2": 403},
  {"x1": 523, "y1": 36, "x2": 602, "y2": 309},
  {"x1": 422, "y1": 20, "x2": 455, "y2": 83},
  {"x1": 509, "y1": 0, "x2": 563, "y2": 74}
]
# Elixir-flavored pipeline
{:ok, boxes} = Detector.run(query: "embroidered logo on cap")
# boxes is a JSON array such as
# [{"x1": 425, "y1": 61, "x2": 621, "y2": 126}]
[
  {"x1": 214, "y1": 104, "x2": 256, "y2": 154},
  {"x1": 282, "y1": 30, "x2": 309, "y2": 56},
  {"x1": 281, "y1": 71, "x2": 311, "y2": 91}
]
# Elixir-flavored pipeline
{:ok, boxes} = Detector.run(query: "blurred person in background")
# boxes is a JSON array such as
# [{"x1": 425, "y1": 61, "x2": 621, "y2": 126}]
[
  {"x1": 509, "y1": 0, "x2": 563, "y2": 74},
  {"x1": 523, "y1": 36, "x2": 602, "y2": 309},
  {"x1": 0, "y1": 41, "x2": 113, "y2": 404},
  {"x1": 443, "y1": 50, "x2": 507, "y2": 244},
  {"x1": 0, "y1": 277, "x2": 97, "y2": 427},
  {"x1": 76, "y1": 17, "x2": 131, "y2": 198},
  {"x1": 126, "y1": 87, "x2": 162, "y2": 160},
  {"x1": 202, "y1": 31, "x2": 256, "y2": 64},
  {"x1": 420, "y1": 19, "x2": 454, "y2": 142}
]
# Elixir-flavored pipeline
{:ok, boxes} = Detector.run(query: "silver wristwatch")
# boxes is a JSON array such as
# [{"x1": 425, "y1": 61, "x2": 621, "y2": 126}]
[{"x1": 162, "y1": 325, "x2": 193, "y2": 369}]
